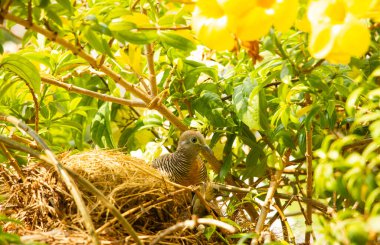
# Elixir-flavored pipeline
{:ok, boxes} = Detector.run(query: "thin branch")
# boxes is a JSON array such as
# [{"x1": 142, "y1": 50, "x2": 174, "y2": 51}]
[
  {"x1": 254, "y1": 149, "x2": 291, "y2": 238},
  {"x1": 209, "y1": 182, "x2": 333, "y2": 213},
  {"x1": 0, "y1": 142, "x2": 25, "y2": 181},
  {"x1": 302, "y1": 59, "x2": 325, "y2": 74},
  {"x1": 342, "y1": 137, "x2": 373, "y2": 151},
  {"x1": 305, "y1": 93, "x2": 313, "y2": 245},
  {"x1": 149, "y1": 216, "x2": 236, "y2": 245},
  {"x1": 272, "y1": 202, "x2": 296, "y2": 244},
  {"x1": 24, "y1": 81, "x2": 39, "y2": 133},
  {"x1": 145, "y1": 42, "x2": 157, "y2": 96},
  {"x1": 41, "y1": 76, "x2": 147, "y2": 107},
  {"x1": 0, "y1": 25, "x2": 22, "y2": 40},
  {"x1": 10, "y1": 134, "x2": 38, "y2": 149}
]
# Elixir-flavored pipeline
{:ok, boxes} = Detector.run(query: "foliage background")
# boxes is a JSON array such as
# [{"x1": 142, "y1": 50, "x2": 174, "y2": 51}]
[{"x1": 0, "y1": 0, "x2": 380, "y2": 244}]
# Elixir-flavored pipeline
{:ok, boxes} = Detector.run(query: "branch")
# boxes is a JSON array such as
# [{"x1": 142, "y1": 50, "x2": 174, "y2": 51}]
[
  {"x1": 145, "y1": 43, "x2": 157, "y2": 96},
  {"x1": 305, "y1": 94, "x2": 314, "y2": 245},
  {"x1": 149, "y1": 216, "x2": 236, "y2": 245},
  {"x1": 253, "y1": 149, "x2": 291, "y2": 238},
  {"x1": 24, "y1": 80, "x2": 39, "y2": 133},
  {"x1": 41, "y1": 76, "x2": 147, "y2": 107},
  {"x1": 272, "y1": 201, "x2": 295, "y2": 244},
  {"x1": 0, "y1": 142, "x2": 25, "y2": 181}
]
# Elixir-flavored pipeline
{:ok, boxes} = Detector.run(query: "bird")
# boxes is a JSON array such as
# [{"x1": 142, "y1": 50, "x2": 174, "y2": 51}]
[{"x1": 152, "y1": 130, "x2": 211, "y2": 186}]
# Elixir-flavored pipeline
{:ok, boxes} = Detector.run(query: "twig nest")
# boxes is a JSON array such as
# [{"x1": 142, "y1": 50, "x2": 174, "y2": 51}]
[{"x1": 1, "y1": 149, "x2": 202, "y2": 244}]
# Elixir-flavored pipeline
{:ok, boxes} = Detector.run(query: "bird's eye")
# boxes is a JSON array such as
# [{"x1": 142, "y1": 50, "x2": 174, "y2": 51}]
[{"x1": 191, "y1": 137, "x2": 198, "y2": 143}]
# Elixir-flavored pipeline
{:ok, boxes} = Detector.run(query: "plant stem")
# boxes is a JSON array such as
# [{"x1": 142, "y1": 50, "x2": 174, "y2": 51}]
[{"x1": 305, "y1": 93, "x2": 313, "y2": 245}]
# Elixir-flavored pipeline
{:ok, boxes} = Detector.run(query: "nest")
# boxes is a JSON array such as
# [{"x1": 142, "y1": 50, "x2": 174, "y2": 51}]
[{"x1": 0, "y1": 149, "x2": 211, "y2": 244}]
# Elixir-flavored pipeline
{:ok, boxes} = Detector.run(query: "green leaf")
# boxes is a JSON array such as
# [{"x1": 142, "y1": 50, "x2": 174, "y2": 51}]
[
  {"x1": 346, "y1": 87, "x2": 364, "y2": 117},
  {"x1": 193, "y1": 91, "x2": 234, "y2": 127},
  {"x1": 219, "y1": 134, "x2": 235, "y2": 180},
  {"x1": 280, "y1": 62, "x2": 291, "y2": 84},
  {"x1": 83, "y1": 28, "x2": 113, "y2": 58},
  {"x1": 0, "y1": 54, "x2": 41, "y2": 94},
  {"x1": 243, "y1": 146, "x2": 266, "y2": 178},
  {"x1": 246, "y1": 85, "x2": 269, "y2": 131},
  {"x1": 91, "y1": 102, "x2": 115, "y2": 148},
  {"x1": 56, "y1": 0, "x2": 73, "y2": 14},
  {"x1": 305, "y1": 104, "x2": 321, "y2": 130},
  {"x1": 109, "y1": 19, "x2": 157, "y2": 44},
  {"x1": 233, "y1": 78, "x2": 269, "y2": 131},
  {"x1": 158, "y1": 31, "x2": 196, "y2": 51}
]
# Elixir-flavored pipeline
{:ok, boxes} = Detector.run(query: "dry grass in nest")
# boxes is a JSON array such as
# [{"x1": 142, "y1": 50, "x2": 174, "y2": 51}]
[{"x1": 0, "y1": 149, "x2": 212, "y2": 244}]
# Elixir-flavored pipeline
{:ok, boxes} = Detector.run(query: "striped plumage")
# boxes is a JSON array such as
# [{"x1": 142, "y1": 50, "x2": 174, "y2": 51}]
[{"x1": 152, "y1": 130, "x2": 210, "y2": 186}]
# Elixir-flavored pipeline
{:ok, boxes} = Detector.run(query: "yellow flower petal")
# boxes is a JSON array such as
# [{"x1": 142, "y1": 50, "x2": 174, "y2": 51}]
[
  {"x1": 217, "y1": 0, "x2": 256, "y2": 16},
  {"x1": 192, "y1": 14, "x2": 235, "y2": 51},
  {"x1": 273, "y1": 0, "x2": 299, "y2": 32},
  {"x1": 236, "y1": 7, "x2": 272, "y2": 41},
  {"x1": 195, "y1": 0, "x2": 224, "y2": 18},
  {"x1": 346, "y1": 0, "x2": 373, "y2": 17},
  {"x1": 326, "y1": 53, "x2": 352, "y2": 64},
  {"x1": 336, "y1": 18, "x2": 370, "y2": 57},
  {"x1": 296, "y1": 14, "x2": 312, "y2": 33},
  {"x1": 308, "y1": 25, "x2": 336, "y2": 59}
]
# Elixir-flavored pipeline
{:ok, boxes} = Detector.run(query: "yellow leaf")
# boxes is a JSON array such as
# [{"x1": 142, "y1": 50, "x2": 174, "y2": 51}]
[
  {"x1": 122, "y1": 13, "x2": 151, "y2": 27},
  {"x1": 129, "y1": 44, "x2": 142, "y2": 74},
  {"x1": 296, "y1": 105, "x2": 312, "y2": 117}
]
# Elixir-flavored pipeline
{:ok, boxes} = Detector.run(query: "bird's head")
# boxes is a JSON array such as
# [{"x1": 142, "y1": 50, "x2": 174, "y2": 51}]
[{"x1": 177, "y1": 130, "x2": 212, "y2": 154}]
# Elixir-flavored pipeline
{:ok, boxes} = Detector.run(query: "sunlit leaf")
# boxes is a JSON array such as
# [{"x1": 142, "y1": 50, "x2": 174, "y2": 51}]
[
  {"x1": 158, "y1": 31, "x2": 196, "y2": 52},
  {"x1": 91, "y1": 102, "x2": 115, "y2": 148},
  {"x1": 0, "y1": 54, "x2": 41, "y2": 94}
]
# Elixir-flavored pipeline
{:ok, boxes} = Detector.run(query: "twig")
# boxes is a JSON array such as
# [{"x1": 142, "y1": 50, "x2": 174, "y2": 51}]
[
  {"x1": 24, "y1": 81, "x2": 39, "y2": 133},
  {"x1": 10, "y1": 132, "x2": 38, "y2": 149},
  {"x1": 305, "y1": 93, "x2": 313, "y2": 245},
  {"x1": 302, "y1": 59, "x2": 325, "y2": 74},
  {"x1": 145, "y1": 43, "x2": 157, "y2": 96},
  {"x1": 41, "y1": 76, "x2": 147, "y2": 108},
  {"x1": 253, "y1": 170, "x2": 282, "y2": 236},
  {"x1": 254, "y1": 149, "x2": 291, "y2": 238},
  {"x1": 342, "y1": 138, "x2": 373, "y2": 151},
  {"x1": 131, "y1": 0, "x2": 140, "y2": 9},
  {"x1": 0, "y1": 132, "x2": 142, "y2": 245},
  {"x1": 0, "y1": 115, "x2": 100, "y2": 245},
  {"x1": 272, "y1": 197, "x2": 296, "y2": 243},
  {"x1": 149, "y1": 216, "x2": 236, "y2": 245},
  {"x1": 0, "y1": 142, "x2": 25, "y2": 181},
  {"x1": 274, "y1": 198, "x2": 289, "y2": 242}
]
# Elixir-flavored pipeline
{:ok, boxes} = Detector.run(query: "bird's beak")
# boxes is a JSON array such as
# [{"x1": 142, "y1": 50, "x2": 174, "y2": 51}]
[{"x1": 201, "y1": 145, "x2": 213, "y2": 154}]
